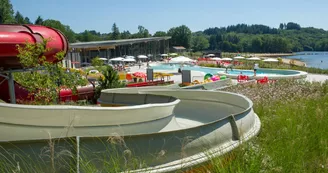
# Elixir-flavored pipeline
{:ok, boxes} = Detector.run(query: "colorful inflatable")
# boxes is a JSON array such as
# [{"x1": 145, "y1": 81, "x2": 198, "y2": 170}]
[
  {"x1": 210, "y1": 76, "x2": 220, "y2": 81},
  {"x1": 220, "y1": 75, "x2": 227, "y2": 80},
  {"x1": 204, "y1": 73, "x2": 213, "y2": 80}
]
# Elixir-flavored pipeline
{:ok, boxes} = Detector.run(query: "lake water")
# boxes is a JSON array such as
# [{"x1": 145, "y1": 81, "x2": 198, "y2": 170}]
[{"x1": 284, "y1": 52, "x2": 328, "y2": 69}]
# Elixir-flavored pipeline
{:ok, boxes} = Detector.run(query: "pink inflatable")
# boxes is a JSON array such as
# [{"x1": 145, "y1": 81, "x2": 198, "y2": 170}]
[{"x1": 210, "y1": 76, "x2": 220, "y2": 81}]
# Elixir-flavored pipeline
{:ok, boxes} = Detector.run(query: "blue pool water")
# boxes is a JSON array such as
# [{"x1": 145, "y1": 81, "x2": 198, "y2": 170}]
[{"x1": 151, "y1": 64, "x2": 300, "y2": 76}]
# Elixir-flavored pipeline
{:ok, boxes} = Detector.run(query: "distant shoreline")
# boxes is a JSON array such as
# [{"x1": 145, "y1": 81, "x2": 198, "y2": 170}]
[
  {"x1": 281, "y1": 58, "x2": 306, "y2": 67},
  {"x1": 239, "y1": 53, "x2": 294, "y2": 57},
  {"x1": 222, "y1": 52, "x2": 307, "y2": 67}
]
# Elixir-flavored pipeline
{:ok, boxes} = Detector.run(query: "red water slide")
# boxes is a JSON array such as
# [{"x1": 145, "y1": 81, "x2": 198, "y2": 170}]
[
  {"x1": 0, "y1": 24, "x2": 68, "y2": 70},
  {"x1": 0, "y1": 24, "x2": 94, "y2": 103}
]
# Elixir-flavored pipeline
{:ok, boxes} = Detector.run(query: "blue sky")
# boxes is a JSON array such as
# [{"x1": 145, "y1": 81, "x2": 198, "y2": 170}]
[{"x1": 11, "y1": 0, "x2": 328, "y2": 34}]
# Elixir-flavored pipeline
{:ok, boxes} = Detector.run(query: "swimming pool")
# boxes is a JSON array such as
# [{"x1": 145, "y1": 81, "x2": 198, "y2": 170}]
[{"x1": 151, "y1": 64, "x2": 308, "y2": 79}]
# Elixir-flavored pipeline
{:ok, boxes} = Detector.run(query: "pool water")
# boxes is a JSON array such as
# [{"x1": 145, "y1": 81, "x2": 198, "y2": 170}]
[{"x1": 151, "y1": 64, "x2": 297, "y2": 76}]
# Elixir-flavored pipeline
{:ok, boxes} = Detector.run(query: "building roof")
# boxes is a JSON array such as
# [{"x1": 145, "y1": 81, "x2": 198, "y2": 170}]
[
  {"x1": 69, "y1": 37, "x2": 171, "y2": 49},
  {"x1": 172, "y1": 46, "x2": 186, "y2": 50}
]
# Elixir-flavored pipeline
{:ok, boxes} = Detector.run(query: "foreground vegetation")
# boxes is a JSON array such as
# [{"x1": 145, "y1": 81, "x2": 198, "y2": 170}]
[{"x1": 207, "y1": 80, "x2": 328, "y2": 173}]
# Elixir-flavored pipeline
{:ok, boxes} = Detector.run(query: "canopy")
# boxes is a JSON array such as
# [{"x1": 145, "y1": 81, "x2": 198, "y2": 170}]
[
  {"x1": 263, "y1": 58, "x2": 278, "y2": 62},
  {"x1": 161, "y1": 54, "x2": 168, "y2": 57},
  {"x1": 125, "y1": 56, "x2": 135, "y2": 59},
  {"x1": 211, "y1": 57, "x2": 222, "y2": 61},
  {"x1": 137, "y1": 55, "x2": 148, "y2": 59},
  {"x1": 207, "y1": 54, "x2": 215, "y2": 57},
  {"x1": 221, "y1": 57, "x2": 233, "y2": 61},
  {"x1": 234, "y1": 56, "x2": 245, "y2": 60},
  {"x1": 110, "y1": 57, "x2": 124, "y2": 61},
  {"x1": 247, "y1": 57, "x2": 261, "y2": 61},
  {"x1": 169, "y1": 56, "x2": 194, "y2": 63},
  {"x1": 98, "y1": 58, "x2": 108, "y2": 61},
  {"x1": 133, "y1": 72, "x2": 146, "y2": 78},
  {"x1": 123, "y1": 59, "x2": 136, "y2": 62}
]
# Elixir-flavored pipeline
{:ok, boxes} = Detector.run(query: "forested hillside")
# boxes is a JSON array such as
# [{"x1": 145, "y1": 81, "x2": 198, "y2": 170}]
[{"x1": 1, "y1": 0, "x2": 328, "y2": 52}]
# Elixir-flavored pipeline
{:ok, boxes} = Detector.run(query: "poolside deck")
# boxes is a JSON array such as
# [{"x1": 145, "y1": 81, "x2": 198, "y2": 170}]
[{"x1": 129, "y1": 63, "x2": 328, "y2": 84}]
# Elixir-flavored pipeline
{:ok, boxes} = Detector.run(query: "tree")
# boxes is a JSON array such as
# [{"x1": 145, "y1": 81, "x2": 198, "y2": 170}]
[
  {"x1": 153, "y1": 31, "x2": 167, "y2": 37},
  {"x1": 251, "y1": 37, "x2": 263, "y2": 52},
  {"x1": 279, "y1": 23, "x2": 284, "y2": 30},
  {"x1": 110, "y1": 23, "x2": 120, "y2": 40},
  {"x1": 167, "y1": 25, "x2": 192, "y2": 49},
  {"x1": 121, "y1": 30, "x2": 131, "y2": 39},
  {"x1": 24, "y1": 17, "x2": 31, "y2": 24},
  {"x1": 286, "y1": 22, "x2": 301, "y2": 30},
  {"x1": 15, "y1": 39, "x2": 87, "y2": 104},
  {"x1": 34, "y1": 15, "x2": 43, "y2": 25},
  {"x1": 191, "y1": 35, "x2": 209, "y2": 52},
  {"x1": 14, "y1": 11, "x2": 25, "y2": 24},
  {"x1": 132, "y1": 25, "x2": 150, "y2": 38},
  {"x1": 0, "y1": 0, "x2": 15, "y2": 24},
  {"x1": 76, "y1": 30, "x2": 102, "y2": 42},
  {"x1": 42, "y1": 19, "x2": 76, "y2": 42},
  {"x1": 209, "y1": 35, "x2": 218, "y2": 50}
]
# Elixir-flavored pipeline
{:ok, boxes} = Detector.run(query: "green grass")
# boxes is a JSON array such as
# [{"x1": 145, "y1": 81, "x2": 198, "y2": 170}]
[{"x1": 210, "y1": 80, "x2": 328, "y2": 173}]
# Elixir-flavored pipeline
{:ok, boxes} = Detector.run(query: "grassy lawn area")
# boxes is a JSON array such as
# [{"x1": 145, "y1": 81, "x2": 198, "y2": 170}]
[{"x1": 204, "y1": 80, "x2": 328, "y2": 173}]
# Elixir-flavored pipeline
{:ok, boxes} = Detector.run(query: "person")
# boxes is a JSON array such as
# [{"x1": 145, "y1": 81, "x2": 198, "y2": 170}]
[
  {"x1": 254, "y1": 63, "x2": 259, "y2": 76},
  {"x1": 138, "y1": 62, "x2": 141, "y2": 69},
  {"x1": 225, "y1": 63, "x2": 233, "y2": 73}
]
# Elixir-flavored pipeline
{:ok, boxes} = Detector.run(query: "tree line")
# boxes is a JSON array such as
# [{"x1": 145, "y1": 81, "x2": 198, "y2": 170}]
[{"x1": 1, "y1": 0, "x2": 328, "y2": 53}]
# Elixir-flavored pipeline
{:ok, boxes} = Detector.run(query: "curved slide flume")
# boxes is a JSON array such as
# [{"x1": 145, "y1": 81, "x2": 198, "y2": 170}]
[{"x1": 0, "y1": 88, "x2": 261, "y2": 172}]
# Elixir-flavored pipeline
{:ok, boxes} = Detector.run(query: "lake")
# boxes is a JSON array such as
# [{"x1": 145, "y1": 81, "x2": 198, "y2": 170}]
[{"x1": 284, "y1": 52, "x2": 328, "y2": 69}]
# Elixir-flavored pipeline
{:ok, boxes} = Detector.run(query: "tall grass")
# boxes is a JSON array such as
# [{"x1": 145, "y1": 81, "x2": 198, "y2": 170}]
[
  {"x1": 210, "y1": 80, "x2": 328, "y2": 173},
  {"x1": 0, "y1": 136, "x2": 150, "y2": 173}
]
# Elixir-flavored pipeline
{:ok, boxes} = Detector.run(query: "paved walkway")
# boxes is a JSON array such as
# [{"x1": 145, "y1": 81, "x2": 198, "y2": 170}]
[
  {"x1": 306, "y1": 74, "x2": 328, "y2": 83},
  {"x1": 128, "y1": 65, "x2": 205, "y2": 83}
]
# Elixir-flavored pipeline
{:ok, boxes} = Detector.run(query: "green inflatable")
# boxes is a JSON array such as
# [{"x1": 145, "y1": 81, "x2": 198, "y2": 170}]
[
  {"x1": 204, "y1": 73, "x2": 213, "y2": 80},
  {"x1": 220, "y1": 75, "x2": 227, "y2": 80}
]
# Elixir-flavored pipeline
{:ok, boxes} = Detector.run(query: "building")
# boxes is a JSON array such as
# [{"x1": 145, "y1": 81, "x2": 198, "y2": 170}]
[
  {"x1": 63, "y1": 37, "x2": 171, "y2": 68},
  {"x1": 202, "y1": 50, "x2": 222, "y2": 58},
  {"x1": 170, "y1": 46, "x2": 186, "y2": 53}
]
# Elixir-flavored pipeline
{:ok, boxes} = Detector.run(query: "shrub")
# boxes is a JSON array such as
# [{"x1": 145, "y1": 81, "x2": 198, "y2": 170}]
[
  {"x1": 93, "y1": 65, "x2": 125, "y2": 102},
  {"x1": 91, "y1": 57, "x2": 104, "y2": 67}
]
